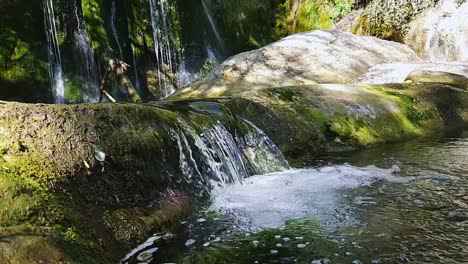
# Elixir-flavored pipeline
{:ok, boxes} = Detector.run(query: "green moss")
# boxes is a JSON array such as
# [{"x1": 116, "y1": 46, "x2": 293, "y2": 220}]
[{"x1": 274, "y1": 0, "x2": 353, "y2": 39}]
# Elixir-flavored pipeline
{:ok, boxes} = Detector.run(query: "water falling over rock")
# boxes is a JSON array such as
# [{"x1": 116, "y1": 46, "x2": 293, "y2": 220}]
[
  {"x1": 149, "y1": 0, "x2": 179, "y2": 98},
  {"x1": 201, "y1": 0, "x2": 226, "y2": 56},
  {"x1": 110, "y1": 0, "x2": 123, "y2": 59},
  {"x1": 43, "y1": 0, "x2": 65, "y2": 104},
  {"x1": 73, "y1": 1, "x2": 99, "y2": 102}
]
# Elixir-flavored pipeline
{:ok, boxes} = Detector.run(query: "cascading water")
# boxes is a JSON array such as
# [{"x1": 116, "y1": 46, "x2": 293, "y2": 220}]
[
  {"x1": 169, "y1": 117, "x2": 288, "y2": 191},
  {"x1": 110, "y1": 0, "x2": 123, "y2": 59},
  {"x1": 73, "y1": 1, "x2": 99, "y2": 102},
  {"x1": 43, "y1": 0, "x2": 65, "y2": 104},
  {"x1": 201, "y1": 0, "x2": 226, "y2": 56},
  {"x1": 149, "y1": 0, "x2": 179, "y2": 98},
  {"x1": 131, "y1": 44, "x2": 141, "y2": 92}
]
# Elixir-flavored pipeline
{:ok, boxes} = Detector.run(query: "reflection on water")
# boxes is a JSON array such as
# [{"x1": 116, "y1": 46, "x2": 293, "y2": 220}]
[{"x1": 122, "y1": 132, "x2": 468, "y2": 264}]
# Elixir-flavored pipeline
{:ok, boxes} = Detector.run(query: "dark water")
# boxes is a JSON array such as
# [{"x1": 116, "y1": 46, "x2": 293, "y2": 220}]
[{"x1": 122, "y1": 132, "x2": 468, "y2": 264}]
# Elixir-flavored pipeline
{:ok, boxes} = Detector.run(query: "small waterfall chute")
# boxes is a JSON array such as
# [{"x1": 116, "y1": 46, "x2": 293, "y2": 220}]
[
  {"x1": 43, "y1": 0, "x2": 65, "y2": 104},
  {"x1": 149, "y1": 0, "x2": 179, "y2": 99},
  {"x1": 201, "y1": 0, "x2": 226, "y2": 56},
  {"x1": 110, "y1": 0, "x2": 123, "y2": 59},
  {"x1": 170, "y1": 116, "x2": 288, "y2": 189}
]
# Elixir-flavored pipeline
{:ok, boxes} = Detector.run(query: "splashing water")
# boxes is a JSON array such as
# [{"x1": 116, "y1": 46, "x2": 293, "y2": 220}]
[{"x1": 43, "y1": 0, "x2": 65, "y2": 104}]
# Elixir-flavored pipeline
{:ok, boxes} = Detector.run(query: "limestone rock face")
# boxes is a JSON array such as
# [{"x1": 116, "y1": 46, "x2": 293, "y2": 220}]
[
  {"x1": 174, "y1": 30, "x2": 419, "y2": 98},
  {"x1": 352, "y1": 62, "x2": 468, "y2": 86},
  {"x1": 404, "y1": 0, "x2": 468, "y2": 62}
]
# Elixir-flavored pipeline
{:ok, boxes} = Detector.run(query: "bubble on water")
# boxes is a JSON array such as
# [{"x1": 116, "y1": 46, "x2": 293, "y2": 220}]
[{"x1": 185, "y1": 239, "x2": 196, "y2": 247}]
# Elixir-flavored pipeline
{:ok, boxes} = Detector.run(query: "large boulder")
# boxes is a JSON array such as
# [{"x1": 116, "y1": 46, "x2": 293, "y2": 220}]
[
  {"x1": 174, "y1": 30, "x2": 419, "y2": 98},
  {"x1": 404, "y1": 0, "x2": 468, "y2": 62}
]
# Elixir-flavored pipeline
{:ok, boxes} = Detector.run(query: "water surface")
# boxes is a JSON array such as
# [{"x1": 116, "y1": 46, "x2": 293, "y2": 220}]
[{"x1": 123, "y1": 132, "x2": 468, "y2": 264}]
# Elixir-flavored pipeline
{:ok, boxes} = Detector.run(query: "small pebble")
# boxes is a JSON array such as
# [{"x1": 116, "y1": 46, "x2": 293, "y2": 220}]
[
  {"x1": 196, "y1": 218, "x2": 206, "y2": 223},
  {"x1": 352, "y1": 260, "x2": 363, "y2": 264},
  {"x1": 270, "y1": 250, "x2": 279, "y2": 254},
  {"x1": 276, "y1": 243, "x2": 282, "y2": 247},
  {"x1": 203, "y1": 242, "x2": 210, "y2": 247},
  {"x1": 372, "y1": 260, "x2": 381, "y2": 264},
  {"x1": 283, "y1": 237, "x2": 290, "y2": 242},
  {"x1": 345, "y1": 252, "x2": 352, "y2": 256},
  {"x1": 274, "y1": 235, "x2": 282, "y2": 239},
  {"x1": 185, "y1": 239, "x2": 196, "y2": 247},
  {"x1": 295, "y1": 236, "x2": 304, "y2": 240},
  {"x1": 297, "y1": 244, "x2": 307, "y2": 249}
]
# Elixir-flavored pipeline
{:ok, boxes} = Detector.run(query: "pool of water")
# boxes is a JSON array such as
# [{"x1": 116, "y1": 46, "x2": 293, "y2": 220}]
[{"x1": 122, "y1": 131, "x2": 468, "y2": 264}]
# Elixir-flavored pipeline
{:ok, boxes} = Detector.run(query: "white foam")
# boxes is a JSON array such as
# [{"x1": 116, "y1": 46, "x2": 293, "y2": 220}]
[{"x1": 210, "y1": 165, "x2": 408, "y2": 228}]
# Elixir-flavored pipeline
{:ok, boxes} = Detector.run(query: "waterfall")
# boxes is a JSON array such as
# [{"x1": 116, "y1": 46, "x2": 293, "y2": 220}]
[
  {"x1": 74, "y1": 1, "x2": 99, "y2": 102},
  {"x1": 149, "y1": 0, "x2": 178, "y2": 98},
  {"x1": 201, "y1": 0, "x2": 226, "y2": 55},
  {"x1": 171, "y1": 118, "x2": 288, "y2": 189},
  {"x1": 240, "y1": 119, "x2": 290, "y2": 174},
  {"x1": 131, "y1": 44, "x2": 141, "y2": 92},
  {"x1": 43, "y1": 0, "x2": 65, "y2": 104},
  {"x1": 110, "y1": 0, "x2": 123, "y2": 59}
]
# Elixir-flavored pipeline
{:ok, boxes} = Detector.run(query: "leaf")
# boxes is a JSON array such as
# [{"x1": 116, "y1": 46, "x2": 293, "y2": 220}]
[{"x1": 94, "y1": 150, "x2": 106, "y2": 162}]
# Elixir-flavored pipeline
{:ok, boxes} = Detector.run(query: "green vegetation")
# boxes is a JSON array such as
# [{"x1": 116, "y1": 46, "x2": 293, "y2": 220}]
[{"x1": 353, "y1": 0, "x2": 437, "y2": 40}]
